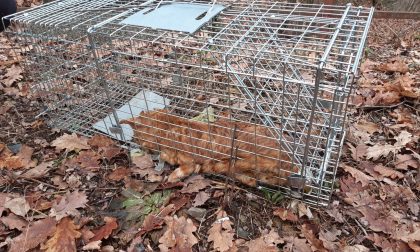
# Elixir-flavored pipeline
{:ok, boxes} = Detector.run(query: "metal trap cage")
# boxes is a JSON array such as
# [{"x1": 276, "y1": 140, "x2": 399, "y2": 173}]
[{"x1": 4, "y1": 0, "x2": 374, "y2": 206}]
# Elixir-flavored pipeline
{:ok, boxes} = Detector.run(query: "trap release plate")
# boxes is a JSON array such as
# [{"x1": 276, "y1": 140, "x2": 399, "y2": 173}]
[{"x1": 120, "y1": 2, "x2": 226, "y2": 34}]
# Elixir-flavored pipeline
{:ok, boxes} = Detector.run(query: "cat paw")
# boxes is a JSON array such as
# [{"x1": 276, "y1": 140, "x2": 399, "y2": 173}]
[{"x1": 167, "y1": 168, "x2": 184, "y2": 182}]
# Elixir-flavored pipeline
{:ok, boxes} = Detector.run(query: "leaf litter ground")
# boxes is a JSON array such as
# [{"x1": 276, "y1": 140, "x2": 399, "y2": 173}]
[{"x1": 0, "y1": 14, "x2": 419, "y2": 252}]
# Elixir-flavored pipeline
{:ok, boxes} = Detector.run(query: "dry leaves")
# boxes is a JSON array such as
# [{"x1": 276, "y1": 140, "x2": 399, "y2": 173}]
[
  {"x1": 366, "y1": 130, "x2": 414, "y2": 160},
  {"x1": 132, "y1": 153, "x2": 155, "y2": 169},
  {"x1": 341, "y1": 164, "x2": 375, "y2": 187},
  {"x1": 21, "y1": 161, "x2": 53, "y2": 179},
  {"x1": 90, "y1": 216, "x2": 118, "y2": 242},
  {"x1": 375, "y1": 59, "x2": 409, "y2": 73},
  {"x1": 273, "y1": 208, "x2": 299, "y2": 222},
  {"x1": 159, "y1": 215, "x2": 198, "y2": 252},
  {"x1": 395, "y1": 154, "x2": 418, "y2": 170},
  {"x1": 9, "y1": 217, "x2": 57, "y2": 252},
  {"x1": 0, "y1": 144, "x2": 35, "y2": 170},
  {"x1": 208, "y1": 210, "x2": 235, "y2": 252},
  {"x1": 41, "y1": 217, "x2": 81, "y2": 252},
  {"x1": 0, "y1": 213, "x2": 28, "y2": 231},
  {"x1": 246, "y1": 229, "x2": 283, "y2": 252},
  {"x1": 192, "y1": 191, "x2": 210, "y2": 207},
  {"x1": 74, "y1": 150, "x2": 101, "y2": 170},
  {"x1": 108, "y1": 167, "x2": 131, "y2": 181},
  {"x1": 4, "y1": 196, "x2": 30, "y2": 217},
  {"x1": 50, "y1": 191, "x2": 88, "y2": 220},
  {"x1": 82, "y1": 240, "x2": 102, "y2": 251},
  {"x1": 301, "y1": 224, "x2": 326, "y2": 252},
  {"x1": 180, "y1": 175, "x2": 212, "y2": 194},
  {"x1": 373, "y1": 164, "x2": 404, "y2": 179},
  {"x1": 51, "y1": 133, "x2": 90, "y2": 151},
  {"x1": 1, "y1": 64, "x2": 23, "y2": 87},
  {"x1": 88, "y1": 134, "x2": 116, "y2": 148}
]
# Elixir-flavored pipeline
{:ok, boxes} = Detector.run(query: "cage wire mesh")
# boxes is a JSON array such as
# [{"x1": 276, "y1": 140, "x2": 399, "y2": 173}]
[{"x1": 4, "y1": 0, "x2": 374, "y2": 206}]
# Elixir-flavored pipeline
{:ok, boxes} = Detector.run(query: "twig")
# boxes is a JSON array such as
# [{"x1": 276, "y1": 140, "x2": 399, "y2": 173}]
[
  {"x1": 354, "y1": 218, "x2": 368, "y2": 236},
  {"x1": 23, "y1": 178, "x2": 60, "y2": 190},
  {"x1": 357, "y1": 101, "x2": 405, "y2": 110},
  {"x1": 212, "y1": 180, "x2": 272, "y2": 203},
  {"x1": 196, "y1": 209, "x2": 209, "y2": 240}
]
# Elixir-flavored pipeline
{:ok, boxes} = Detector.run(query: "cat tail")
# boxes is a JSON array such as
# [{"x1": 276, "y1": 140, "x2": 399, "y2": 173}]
[{"x1": 119, "y1": 118, "x2": 136, "y2": 128}]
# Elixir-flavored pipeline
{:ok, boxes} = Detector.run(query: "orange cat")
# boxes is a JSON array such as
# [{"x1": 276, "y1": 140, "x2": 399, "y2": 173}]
[{"x1": 120, "y1": 109, "x2": 299, "y2": 187}]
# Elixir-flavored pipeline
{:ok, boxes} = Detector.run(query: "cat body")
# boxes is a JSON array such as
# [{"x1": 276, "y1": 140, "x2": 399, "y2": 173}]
[{"x1": 120, "y1": 109, "x2": 299, "y2": 187}]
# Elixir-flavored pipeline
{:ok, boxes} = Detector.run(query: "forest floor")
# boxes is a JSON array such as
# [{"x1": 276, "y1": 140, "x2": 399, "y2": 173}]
[{"x1": 0, "y1": 4, "x2": 419, "y2": 252}]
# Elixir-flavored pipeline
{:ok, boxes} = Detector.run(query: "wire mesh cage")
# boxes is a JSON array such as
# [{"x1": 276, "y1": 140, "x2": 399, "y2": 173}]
[{"x1": 4, "y1": 0, "x2": 374, "y2": 206}]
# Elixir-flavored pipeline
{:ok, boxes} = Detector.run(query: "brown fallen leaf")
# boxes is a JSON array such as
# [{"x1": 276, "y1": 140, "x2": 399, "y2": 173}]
[
  {"x1": 192, "y1": 191, "x2": 210, "y2": 207},
  {"x1": 50, "y1": 191, "x2": 88, "y2": 220},
  {"x1": 343, "y1": 245, "x2": 369, "y2": 252},
  {"x1": 384, "y1": 74, "x2": 419, "y2": 99},
  {"x1": 75, "y1": 150, "x2": 101, "y2": 171},
  {"x1": 367, "y1": 233, "x2": 403, "y2": 252},
  {"x1": 180, "y1": 175, "x2": 212, "y2": 194},
  {"x1": 355, "y1": 120, "x2": 381, "y2": 134},
  {"x1": 82, "y1": 240, "x2": 102, "y2": 251},
  {"x1": 325, "y1": 206, "x2": 345, "y2": 223},
  {"x1": 359, "y1": 205, "x2": 398, "y2": 234},
  {"x1": 0, "y1": 213, "x2": 28, "y2": 231},
  {"x1": 392, "y1": 223, "x2": 420, "y2": 243},
  {"x1": 408, "y1": 242, "x2": 420, "y2": 252},
  {"x1": 21, "y1": 161, "x2": 53, "y2": 179},
  {"x1": 0, "y1": 144, "x2": 36, "y2": 170},
  {"x1": 373, "y1": 164, "x2": 404, "y2": 179},
  {"x1": 2, "y1": 64, "x2": 23, "y2": 87},
  {"x1": 408, "y1": 200, "x2": 419, "y2": 216},
  {"x1": 88, "y1": 134, "x2": 116, "y2": 148},
  {"x1": 4, "y1": 196, "x2": 30, "y2": 217},
  {"x1": 360, "y1": 59, "x2": 377, "y2": 73},
  {"x1": 395, "y1": 154, "x2": 418, "y2": 170},
  {"x1": 318, "y1": 227, "x2": 341, "y2": 251},
  {"x1": 208, "y1": 210, "x2": 235, "y2": 252},
  {"x1": 41, "y1": 217, "x2": 81, "y2": 252},
  {"x1": 129, "y1": 202, "x2": 183, "y2": 249},
  {"x1": 273, "y1": 208, "x2": 298, "y2": 222},
  {"x1": 108, "y1": 167, "x2": 131, "y2": 181},
  {"x1": 100, "y1": 146, "x2": 123, "y2": 160},
  {"x1": 341, "y1": 164, "x2": 375, "y2": 187},
  {"x1": 51, "y1": 175, "x2": 69, "y2": 189},
  {"x1": 51, "y1": 133, "x2": 90, "y2": 151},
  {"x1": 283, "y1": 236, "x2": 311, "y2": 252},
  {"x1": 366, "y1": 131, "x2": 414, "y2": 160},
  {"x1": 158, "y1": 215, "x2": 198, "y2": 252},
  {"x1": 132, "y1": 153, "x2": 155, "y2": 169},
  {"x1": 246, "y1": 229, "x2": 283, "y2": 252},
  {"x1": 376, "y1": 59, "x2": 409, "y2": 73},
  {"x1": 301, "y1": 224, "x2": 326, "y2": 252},
  {"x1": 369, "y1": 90, "x2": 401, "y2": 106},
  {"x1": 81, "y1": 227, "x2": 95, "y2": 243},
  {"x1": 297, "y1": 203, "x2": 313, "y2": 219},
  {"x1": 90, "y1": 216, "x2": 118, "y2": 242},
  {"x1": 8, "y1": 217, "x2": 57, "y2": 252},
  {"x1": 132, "y1": 166, "x2": 162, "y2": 182},
  {"x1": 347, "y1": 143, "x2": 368, "y2": 162},
  {"x1": 0, "y1": 192, "x2": 16, "y2": 214}
]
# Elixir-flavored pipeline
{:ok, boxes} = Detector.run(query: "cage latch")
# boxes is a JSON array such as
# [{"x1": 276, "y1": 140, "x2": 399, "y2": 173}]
[
  {"x1": 287, "y1": 174, "x2": 307, "y2": 190},
  {"x1": 109, "y1": 125, "x2": 123, "y2": 135}
]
